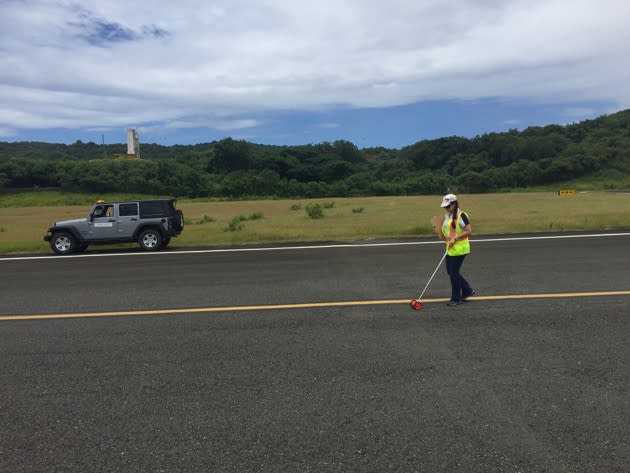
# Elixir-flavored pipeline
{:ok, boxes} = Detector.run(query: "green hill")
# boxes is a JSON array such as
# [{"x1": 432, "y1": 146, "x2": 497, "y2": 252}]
[{"x1": 1, "y1": 109, "x2": 629, "y2": 198}]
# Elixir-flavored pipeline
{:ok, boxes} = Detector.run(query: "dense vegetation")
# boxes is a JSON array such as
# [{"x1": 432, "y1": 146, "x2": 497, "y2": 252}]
[{"x1": 1, "y1": 109, "x2": 629, "y2": 198}]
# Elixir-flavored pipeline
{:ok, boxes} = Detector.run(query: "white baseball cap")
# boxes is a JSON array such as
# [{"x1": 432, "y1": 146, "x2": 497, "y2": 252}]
[{"x1": 440, "y1": 193, "x2": 457, "y2": 207}]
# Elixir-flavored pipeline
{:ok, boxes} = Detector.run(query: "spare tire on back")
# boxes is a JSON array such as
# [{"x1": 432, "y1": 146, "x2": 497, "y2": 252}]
[{"x1": 173, "y1": 210, "x2": 184, "y2": 232}]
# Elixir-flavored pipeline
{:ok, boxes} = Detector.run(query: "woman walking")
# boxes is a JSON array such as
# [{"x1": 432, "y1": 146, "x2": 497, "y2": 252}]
[{"x1": 436, "y1": 193, "x2": 475, "y2": 306}]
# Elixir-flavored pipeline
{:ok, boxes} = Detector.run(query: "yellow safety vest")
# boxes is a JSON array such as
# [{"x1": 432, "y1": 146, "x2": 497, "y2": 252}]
[{"x1": 442, "y1": 209, "x2": 470, "y2": 256}]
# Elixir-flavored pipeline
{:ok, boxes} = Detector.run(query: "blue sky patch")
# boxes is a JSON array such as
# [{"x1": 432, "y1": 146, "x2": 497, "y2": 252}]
[
  {"x1": 6, "y1": 99, "x2": 614, "y2": 150},
  {"x1": 70, "y1": 11, "x2": 169, "y2": 47}
]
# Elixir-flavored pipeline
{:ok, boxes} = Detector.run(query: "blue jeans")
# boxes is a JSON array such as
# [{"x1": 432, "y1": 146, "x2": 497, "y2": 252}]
[{"x1": 445, "y1": 255, "x2": 473, "y2": 302}]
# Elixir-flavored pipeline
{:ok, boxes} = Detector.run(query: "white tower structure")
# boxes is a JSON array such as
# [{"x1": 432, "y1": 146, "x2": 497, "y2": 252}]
[{"x1": 126, "y1": 128, "x2": 140, "y2": 157}]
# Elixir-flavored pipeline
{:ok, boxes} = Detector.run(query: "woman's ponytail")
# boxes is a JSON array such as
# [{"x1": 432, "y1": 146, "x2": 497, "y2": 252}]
[{"x1": 451, "y1": 201, "x2": 458, "y2": 229}]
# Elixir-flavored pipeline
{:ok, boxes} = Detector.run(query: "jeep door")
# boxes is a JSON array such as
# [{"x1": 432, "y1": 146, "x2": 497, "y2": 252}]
[
  {"x1": 89, "y1": 204, "x2": 118, "y2": 239},
  {"x1": 116, "y1": 203, "x2": 139, "y2": 238}
]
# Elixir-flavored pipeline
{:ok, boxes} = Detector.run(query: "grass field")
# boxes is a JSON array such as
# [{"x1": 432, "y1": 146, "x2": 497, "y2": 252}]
[{"x1": 1, "y1": 191, "x2": 629, "y2": 254}]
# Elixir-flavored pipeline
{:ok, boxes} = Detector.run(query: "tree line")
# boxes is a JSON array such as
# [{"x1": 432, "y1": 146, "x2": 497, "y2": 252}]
[{"x1": 1, "y1": 109, "x2": 629, "y2": 198}]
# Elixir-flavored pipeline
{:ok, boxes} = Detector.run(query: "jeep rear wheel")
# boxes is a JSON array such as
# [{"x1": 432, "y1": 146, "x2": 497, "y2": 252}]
[
  {"x1": 50, "y1": 232, "x2": 77, "y2": 255},
  {"x1": 138, "y1": 229, "x2": 163, "y2": 251}
]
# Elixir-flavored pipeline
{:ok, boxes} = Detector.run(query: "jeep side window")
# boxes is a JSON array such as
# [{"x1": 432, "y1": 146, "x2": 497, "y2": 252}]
[
  {"x1": 93, "y1": 205, "x2": 113, "y2": 218},
  {"x1": 93, "y1": 205, "x2": 106, "y2": 218},
  {"x1": 140, "y1": 201, "x2": 167, "y2": 218},
  {"x1": 119, "y1": 203, "x2": 138, "y2": 217}
]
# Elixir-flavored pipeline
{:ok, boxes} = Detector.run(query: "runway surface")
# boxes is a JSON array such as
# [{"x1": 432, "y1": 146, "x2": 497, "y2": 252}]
[{"x1": 1, "y1": 234, "x2": 629, "y2": 472}]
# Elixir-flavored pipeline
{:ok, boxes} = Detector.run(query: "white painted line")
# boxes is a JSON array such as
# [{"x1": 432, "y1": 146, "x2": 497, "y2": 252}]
[
  {"x1": 466, "y1": 232, "x2": 630, "y2": 243},
  {"x1": 2, "y1": 232, "x2": 630, "y2": 262}
]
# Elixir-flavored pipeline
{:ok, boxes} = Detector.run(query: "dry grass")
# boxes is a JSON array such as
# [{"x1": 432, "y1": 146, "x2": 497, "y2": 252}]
[{"x1": 1, "y1": 192, "x2": 629, "y2": 253}]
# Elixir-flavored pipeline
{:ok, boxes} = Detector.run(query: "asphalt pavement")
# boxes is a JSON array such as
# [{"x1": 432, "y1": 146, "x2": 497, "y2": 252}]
[{"x1": 1, "y1": 234, "x2": 629, "y2": 472}]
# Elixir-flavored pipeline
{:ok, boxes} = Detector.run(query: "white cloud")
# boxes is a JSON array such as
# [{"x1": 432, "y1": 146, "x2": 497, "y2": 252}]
[
  {"x1": 163, "y1": 118, "x2": 261, "y2": 130},
  {"x1": 1, "y1": 0, "x2": 629, "y2": 134},
  {"x1": 562, "y1": 107, "x2": 595, "y2": 118}
]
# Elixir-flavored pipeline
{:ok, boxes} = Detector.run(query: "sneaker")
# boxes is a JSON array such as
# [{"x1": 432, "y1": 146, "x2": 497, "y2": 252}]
[
  {"x1": 462, "y1": 290, "x2": 476, "y2": 301},
  {"x1": 446, "y1": 300, "x2": 462, "y2": 306}
]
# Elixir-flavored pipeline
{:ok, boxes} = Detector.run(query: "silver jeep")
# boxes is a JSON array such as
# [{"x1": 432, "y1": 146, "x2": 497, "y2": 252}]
[{"x1": 44, "y1": 199, "x2": 184, "y2": 255}]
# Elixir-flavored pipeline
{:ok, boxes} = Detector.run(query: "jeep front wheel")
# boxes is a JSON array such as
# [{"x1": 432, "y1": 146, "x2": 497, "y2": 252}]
[
  {"x1": 50, "y1": 232, "x2": 77, "y2": 255},
  {"x1": 138, "y1": 229, "x2": 163, "y2": 251}
]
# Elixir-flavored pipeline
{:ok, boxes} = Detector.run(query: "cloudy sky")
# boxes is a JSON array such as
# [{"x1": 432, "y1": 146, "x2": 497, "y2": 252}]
[{"x1": 1, "y1": 0, "x2": 629, "y2": 148}]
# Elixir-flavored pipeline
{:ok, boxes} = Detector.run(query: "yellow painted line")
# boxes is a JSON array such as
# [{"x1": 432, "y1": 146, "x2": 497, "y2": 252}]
[
  {"x1": 1, "y1": 291, "x2": 629, "y2": 321},
  {"x1": 0, "y1": 300, "x2": 409, "y2": 321}
]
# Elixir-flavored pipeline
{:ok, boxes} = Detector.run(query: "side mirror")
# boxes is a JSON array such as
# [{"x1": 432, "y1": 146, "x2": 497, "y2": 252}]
[{"x1": 89, "y1": 214, "x2": 94, "y2": 222}]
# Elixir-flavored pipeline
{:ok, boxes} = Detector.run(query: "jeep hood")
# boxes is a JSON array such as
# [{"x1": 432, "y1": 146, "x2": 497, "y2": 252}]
[{"x1": 53, "y1": 218, "x2": 86, "y2": 227}]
